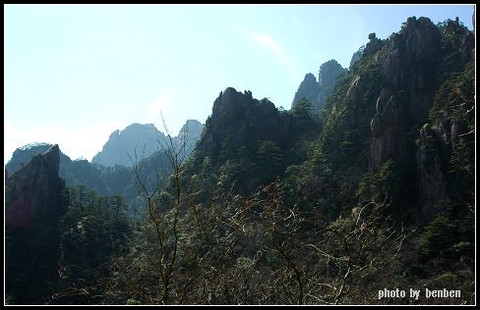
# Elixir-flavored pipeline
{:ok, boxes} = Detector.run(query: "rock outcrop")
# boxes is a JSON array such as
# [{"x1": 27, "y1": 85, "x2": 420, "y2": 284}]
[
  {"x1": 6, "y1": 142, "x2": 72, "y2": 176},
  {"x1": 370, "y1": 87, "x2": 408, "y2": 170},
  {"x1": 291, "y1": 73, "x2": 320, "y2": 110},
  {"x1": 364, "y1": 32, "x2": 383, "y2": 56},
  {"x1": 5, "y1": 144, "x2": 68, "y2": 304},
  {"x1": 416, "y1": 123, "x2": 449, "y2": 220},
  {"x1": 371, "y1": 16, "x2": 442, "y2": 171},
  {"x1": 365, "y1": 16, "x2": 473, "y2": 219},
  {"x1": 317, "y1": 60, "x2": 348, "y2": 112},
  {"x1": 292, "y1": 60, "x2": 347, "y2": 113},
  {"x1": 322, "y1": 16, "x2": 473, "y2": 221},
  {"x1": 349, "y1": 45, "x2": 364, "y2": 68},
  {"x1": 198, "y1": 87, "x2": 287, "y2": 166}
]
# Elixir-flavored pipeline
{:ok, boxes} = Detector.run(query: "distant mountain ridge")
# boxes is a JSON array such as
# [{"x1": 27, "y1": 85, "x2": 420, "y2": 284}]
[
  {"x1": 5, "y1": 119, "x2": 204, "y2": 203},
  {"x1": 91, "y1": 120, "x2": 204, "y2": 167},
  {"x1": 91, "y1": 123, "x2": 165, "y2": 167},
  {"x1": 4, "y1": 15, "x2": 475, "y2": 305}
]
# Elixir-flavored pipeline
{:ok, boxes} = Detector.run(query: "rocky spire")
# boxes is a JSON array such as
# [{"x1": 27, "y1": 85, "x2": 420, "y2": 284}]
[{"x1": 6, "y1": 144, "x2": 67, "y2": 304}]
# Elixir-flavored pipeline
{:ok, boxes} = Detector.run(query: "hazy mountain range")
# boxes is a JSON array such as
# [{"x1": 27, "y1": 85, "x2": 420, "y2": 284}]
[{"x1": 5, "y1": 16, "x2": 475, "y2": 305}]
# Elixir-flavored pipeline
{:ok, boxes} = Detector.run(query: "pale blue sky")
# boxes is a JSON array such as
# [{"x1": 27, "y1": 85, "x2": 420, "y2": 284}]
[{"x1": 4, "y1": 4, "x2": 475, "y2": 164}]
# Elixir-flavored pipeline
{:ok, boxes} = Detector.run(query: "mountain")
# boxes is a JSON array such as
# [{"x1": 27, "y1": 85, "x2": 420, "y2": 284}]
[
  {"x1": 6, "y1": 143, "x2": 113, "y2": 196},
  {"x1": 177, "y1": 119, "x2": 204, "y2": 159},
  {"x1": 316, "y1": 59, "x2": 348, "y2": 111},
  {"x1": 197, "y1": 88, "x2": 287, "y2": 166},
  {"x1": 291, "y1": 59, "x2": 347, "y2": 113},
  {"x1": 92, "y1": 121, "x2": 204, "y2": 167},
  {"x1": 91, "y1": 123, "x2": 167, "y2": 167},
  {"x1": 190, "y1": 87, "x2": 320, "y2": 194},
  {"x1": 5, "y1": 119, "x2": 204, "y2": 204},
  {"x1": 349, "y1": 45, "x2": 364, "y2": 68},
  {"x1": 5, "y1": 15, "x2": 475, "y2": 305},
  {"x1": 120, "y1": 16, "x2": 472, "y2": 305},
  {"x1": 291, "y1": 73, "x2": 320, "y2": 111},
  {"x1": 5, "y1": 142, "x2": 72, "y2": 178},
  {"x1": 5, "y1": 145, "x2": 68, "y2": 304},
  {"x1": 6, "y1": 143, "x2": 170, "y2": 205}
]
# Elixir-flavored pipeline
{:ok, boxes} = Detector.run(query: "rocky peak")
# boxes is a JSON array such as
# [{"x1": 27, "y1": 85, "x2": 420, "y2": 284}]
[
  {"x1": 349, "y1": 45, "x2": 365, "y2": 69},
  {"x1": 382, "y1": 17, "x2": 441, "y2": 90},
  {"x1": 364, "y1": 32, "x2": 382, "y2": 56},
  {"x1": 6, "y1": 143, "x2": 72, "y2": 176},
  {"x1": 316, "y1": 60, "x2": 348, "y2": 112},
  {"x1": 318, "y1": 60, "x2": 347, "y2": 88},
  {"x1": 6, "y1": 144, "x2": 67, "y2": 303},
  {"x1": 92, "y1": 123, "x2": 167, "y2": 167},
  {"x1": 178, "y1": 119, "x2": 204, "y2": 138},
  {"x1": 175, "y1": 119, "x2": 205, "y2": 159},
  {"x1": 403, "y1": 17, "x2": 441, "y2": 64},
  {"x1": 292, "y1": 60, "x2": 347, "y2": 113},
  {"x1": 370, "y1": 16, "x2": 442, "y2": 171},
  {"x1": 291, "y1": 73, "x2": 320, "y2": 110},
  {"x1": 109, "y1": 129, "x2": 120, "y2": 139},
  {"x1": 6, "y1": 144, "x2": 63, "y2": 227},
  {"x1": 198, "y1": 87, "x2": 286, "y2": 166},
  {"x1": 213, "y1": 87, "x2": 253, "y2": 116}
]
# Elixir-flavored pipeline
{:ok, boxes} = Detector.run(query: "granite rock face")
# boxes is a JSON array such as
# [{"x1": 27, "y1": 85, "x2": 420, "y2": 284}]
[
  {"x1": 198, "y1": 87, "x2": 287, "y2": 166},
  {"x1": 371, "y1": 17, "x2": 442, "y2": 171},
  {"x1": 364, "y1": 32, "x2": 383, "y2": 56},
  {"x1": 316, "y1": 60, "x2": 348, "y2": 112},
  {"x1": 366, "y1": 17, "x2": 473, "y2": 219},
  {"x1": 5, "y1": 144, "x2": 68, "y2": 304},
  {"x1": 416, "y1": 123, "x2": 449, "y2": 220},
  {"x1": 291, "y1": 73, "x2": 320, "y2": 111},
  {"x1": 292, "y1": 60, "x2": 347, "y2": 113},
  {"x1": 326, "y1": 16, "x2": 473, "y2": 220}
]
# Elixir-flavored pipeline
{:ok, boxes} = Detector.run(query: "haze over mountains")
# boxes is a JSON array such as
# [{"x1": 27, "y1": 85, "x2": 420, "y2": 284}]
[
  {"x1": 5, "y1": 15, "x2": 475, "y2": 305},
  {"x1": 91, "y1": 120, "x2": 204, "y2": 167},
  {"x1": 5, "y1": 120, "x2": 204, "y2": 203},
  {"x1": 4, "y1": 51, "x2": 343, "y2": 189}
]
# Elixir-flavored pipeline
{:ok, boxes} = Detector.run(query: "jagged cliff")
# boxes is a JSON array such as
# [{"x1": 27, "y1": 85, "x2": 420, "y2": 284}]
[
  {"x1": 191, "y1": 87, "x2": 321, "y2": 193},
  {"x1": 6, "y1": 144, "x2": 119, "y2": 198},
  {"x1": 372, "y1": 17, "x2": 473, "y2": 219},
  {"x1": 292, "y1": 60, "x2": 347, "y2": 113},
  {"x1": 3, "y1": 12, "x2": 475, "y2": 305},
  {"x1": 291, "y1": 73, "x2": 320, "y2": 110},
  {"x1": 317, "y1": 60, "x2": 348, "y2": 111},
  {"x1": 5, "y1": 144, "x2": 68, "y2": 304},
  {"x1": 320, "y1": 16, "x2": 474, "y2": 221},
  {"x1": 198, "y1": 87, "x2": 288, "y2": 167}
]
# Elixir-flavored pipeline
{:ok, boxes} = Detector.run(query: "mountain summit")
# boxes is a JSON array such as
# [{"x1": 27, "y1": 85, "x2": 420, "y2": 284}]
[
  {"x1": 292, "y1": 59, "x2": 347, "y2": 112},
  {"x1": 91, "y1": 123, "x2": 167, "y2": 167},
  {"x1": 92, "y1": 120, "x2": 204, "y2": 167}
]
